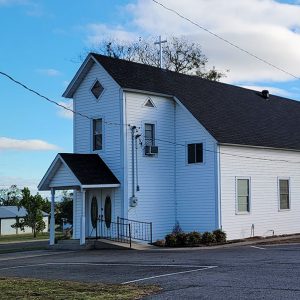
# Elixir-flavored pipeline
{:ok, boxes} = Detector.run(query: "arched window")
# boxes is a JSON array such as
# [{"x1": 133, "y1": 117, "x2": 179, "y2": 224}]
[
  {"x1": 104, "y1": 196, "x2": 112, "y2": 228},
  {"x1": 91, "y1": 197, "x2": 98, "y2": 229}
]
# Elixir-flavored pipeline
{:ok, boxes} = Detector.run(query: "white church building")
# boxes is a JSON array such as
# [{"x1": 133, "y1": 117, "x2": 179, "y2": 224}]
[{"x1": 38, "y1": 53, "x2": 300, "y2": 245}]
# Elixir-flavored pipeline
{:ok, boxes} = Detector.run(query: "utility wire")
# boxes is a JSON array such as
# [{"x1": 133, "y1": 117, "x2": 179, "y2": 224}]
[
  {"x1": 1, "y1": 65, "x2": 300, "y2": 164},
  {"x1": 0, "y1": 71, "x2": 129, "y2": 127},
  {"x1": 154, "y1": 137, "x2": 300, "y2": 164},
  {"x1": 152, "y1": 0, "x2": 300, "y2": 81}
]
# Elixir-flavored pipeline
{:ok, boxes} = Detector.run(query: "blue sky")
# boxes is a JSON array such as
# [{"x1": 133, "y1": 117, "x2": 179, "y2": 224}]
[{"x1": 0, "y1": 0, "x2": 299, "y2": 193}]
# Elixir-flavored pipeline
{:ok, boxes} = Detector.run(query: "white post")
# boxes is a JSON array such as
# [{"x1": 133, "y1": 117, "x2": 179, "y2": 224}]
[
  {"x1": 80, "y1": 189, "x2": 86, "y2": 245},
  {"x1": 73, "y1": 190, "x2": 76, "y2": 239},
  {"x1": 50, "y1": 188, "x2": 55, "y2": 246}
]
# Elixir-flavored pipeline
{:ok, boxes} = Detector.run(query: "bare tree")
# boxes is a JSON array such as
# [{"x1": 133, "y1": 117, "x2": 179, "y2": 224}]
[{"x1": 87, "y1": 36, "x2": 228, "y2": 81}]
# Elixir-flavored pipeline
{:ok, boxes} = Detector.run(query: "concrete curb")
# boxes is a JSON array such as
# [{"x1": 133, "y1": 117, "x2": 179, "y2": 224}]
[{"x1": 141, "y1": 234, "x2": 300, "y2": 251}]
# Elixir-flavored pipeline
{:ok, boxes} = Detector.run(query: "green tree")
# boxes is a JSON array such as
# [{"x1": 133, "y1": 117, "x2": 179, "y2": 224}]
[
  {"x1": 55, "y1": 191, "x2": 73, "y2": 225},
  {"x1": 0, "y1": 185, "x2": 21, "y2": 206},
  {"x1": 12, "y1": 188, "x2": 48, "y2": 238},
  {"x1": 87, "y1": 36, "x2": 228, "y2": 81}
]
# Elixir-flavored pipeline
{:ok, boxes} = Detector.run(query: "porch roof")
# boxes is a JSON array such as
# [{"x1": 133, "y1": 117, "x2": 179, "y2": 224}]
[{"x1": 38, "y1": 153, "x2": 120, "y2": 191}]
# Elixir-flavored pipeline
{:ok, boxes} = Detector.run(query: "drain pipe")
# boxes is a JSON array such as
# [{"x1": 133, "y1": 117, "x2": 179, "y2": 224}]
[
  {"x1": 135, "y1": 133, "x2": 141, "y2": 192},
  {"x1": 251, "y1": 224, "x2": 255, "y2": 237},
  {"x1": 130, "y1": 126, "x2": 138, "y2": 207},
  {"x1": 131, "y1": 126, "x2": 136, "y2": 197}
]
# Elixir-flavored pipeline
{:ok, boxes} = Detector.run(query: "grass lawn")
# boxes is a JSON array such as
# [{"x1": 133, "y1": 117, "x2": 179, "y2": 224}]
[
  {"x1": 0, "y1": 232, "x2": 63, "y2": 243},
  {"x1": 0, "y1": 277, "x2": 159, "y2": 299}
]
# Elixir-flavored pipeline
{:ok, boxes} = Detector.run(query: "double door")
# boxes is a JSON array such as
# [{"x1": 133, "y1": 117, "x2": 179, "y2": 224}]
[{"x1": 87, "y1": 189, "x2": 112, "y2": 238}]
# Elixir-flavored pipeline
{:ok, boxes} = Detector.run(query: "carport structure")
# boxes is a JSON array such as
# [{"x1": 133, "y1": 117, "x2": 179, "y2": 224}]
[{"x1": 38, "y1": 153, "x2": 120, "y2": 246}]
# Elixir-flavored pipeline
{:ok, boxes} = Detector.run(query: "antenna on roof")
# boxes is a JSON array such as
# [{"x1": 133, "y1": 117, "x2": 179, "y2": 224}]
[{"x1": 154, "y1": 35, "x2": 167, "y2": 69}]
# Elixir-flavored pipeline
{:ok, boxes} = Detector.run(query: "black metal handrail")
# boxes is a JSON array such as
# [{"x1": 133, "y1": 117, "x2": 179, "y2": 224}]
[
  {"x1": 97, "y1": 218, "x2": 132, "y2": 248},
  {"x1": 118, "y1": 217, "x2": 152, "y2": 244}
]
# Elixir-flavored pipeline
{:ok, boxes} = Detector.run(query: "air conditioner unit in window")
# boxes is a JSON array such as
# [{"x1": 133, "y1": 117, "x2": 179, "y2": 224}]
[{"x1": 145, "y1": 145, "x2": 158, "y2": 155}]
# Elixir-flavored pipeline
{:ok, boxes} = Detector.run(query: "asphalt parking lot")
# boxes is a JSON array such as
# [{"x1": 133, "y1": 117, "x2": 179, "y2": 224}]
[{"x1": 0, "y1": 243, "x2": 300, "y2": 299}]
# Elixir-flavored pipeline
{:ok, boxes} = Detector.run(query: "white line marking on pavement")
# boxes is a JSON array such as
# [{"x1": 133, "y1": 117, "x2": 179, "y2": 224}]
[
  {"x1": 45, "y1": 262, "x2": 216, "y2": 268},
  {"x1": 250, "y1": 246, "x2": 266, "y2": 250},
  {"x1": 0, "y1": 262, "x2": 217, "y2": 272},
  {"x1": 121, "y1": 266, "x2": 218, "y2": 285}
]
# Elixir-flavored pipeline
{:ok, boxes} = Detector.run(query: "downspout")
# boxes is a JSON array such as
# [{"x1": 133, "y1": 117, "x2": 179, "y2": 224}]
[
  {"x1": 135, "y1": 134, "x2": 141, "y2": 192},
  {"x1": 131, "y1": 126, "x2": 136, "y2": 198},
  {"x1": 217, "y1": 144, "x2": 222, "y2": 229}
]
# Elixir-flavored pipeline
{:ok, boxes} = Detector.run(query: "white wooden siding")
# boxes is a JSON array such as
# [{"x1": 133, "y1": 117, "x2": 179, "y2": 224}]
[
  {"x1": 125, "y1": 92, "x2": 176, "y2": 240},
  {"x1": 73, "y1": 62, "x2": 121, "y2": 179},
  {"x1": 1, "y1": 219, "x2": 16, "y2": 235},
  {"x1": 73, "y1": 191, "x2": 83, "y2": 239},
  {"x1": 72, "y1": 61, "x2": 122, "y2": 226},
  {"x1": 0, "y1": 218, "x2": 48, "y2": 235},
  {"x1": 175, "y1": 103, "x2": 218, "y2": 233},
  {"x1": 220, "y1": 145, "x2": 300, "y2": 240},
  {"x1": 125, "y1": 92, "x2": 218, "y2": 240},
  {"x1": 49, "y1": 162, "x2": 78, "y2": 188}
]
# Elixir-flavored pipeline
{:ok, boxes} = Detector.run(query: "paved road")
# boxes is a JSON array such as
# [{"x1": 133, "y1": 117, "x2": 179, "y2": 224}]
[{"x1": 0, "y1": 244, "x2": 299, "y2": 299}]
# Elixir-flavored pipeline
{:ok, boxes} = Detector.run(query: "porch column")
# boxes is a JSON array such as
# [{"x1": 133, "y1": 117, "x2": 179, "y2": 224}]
[
  {"x1": 50, "y1": 188, "x2": 55, "y2": 245},
  {"x1": 80, "y1": 189, "x2": 86, "y2": 245}
]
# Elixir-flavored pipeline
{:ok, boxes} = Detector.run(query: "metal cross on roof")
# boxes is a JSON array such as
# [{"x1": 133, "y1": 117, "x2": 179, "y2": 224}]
[{"x1": 154, "y1": 35, "x2": 167, "y2": 69}]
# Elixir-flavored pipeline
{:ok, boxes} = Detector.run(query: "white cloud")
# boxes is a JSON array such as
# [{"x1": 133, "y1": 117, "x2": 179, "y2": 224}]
[
  {"x1": 36, "y1": 68, "x2": 61, "y2": 77},
  {"x1": 90, "y1": 0, "x2": 300, "y2": 83},
  {"x1": 0, "y1": 176, "x2": 51, "y2": 197},
  {"x1": 57, "y1": 100, "x2": 73, "y2": 119},
  {"x1": 0, "y1": 176, "x2": 38, "y2": 190},
  {"x1": 240, "y1": 85, "x2": 293, "y2": 98},
  {"x1": 85, "y1": 23, "x2": 138, "y2": 46},
  {"x1": 0, "y1": 137, "x2": 59, "y2": 151}
]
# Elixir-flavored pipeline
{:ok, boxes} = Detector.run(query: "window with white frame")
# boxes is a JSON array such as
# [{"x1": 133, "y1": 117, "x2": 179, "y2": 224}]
[
  {"x1": 187, "y1": 143, "x2": 203, "y2": 164},
  {"x1": 144, "y1": 123, "x2": 155, "y2": 146},
  {"x1": 237, "y1": 178, "x2": 250, "y2": 213},
  {"x1": 92, "y1": 118, "x2": 102, "y2": 150},
  {"x1": 279, "y1": 179, "x2": 290, "y2": 210}
]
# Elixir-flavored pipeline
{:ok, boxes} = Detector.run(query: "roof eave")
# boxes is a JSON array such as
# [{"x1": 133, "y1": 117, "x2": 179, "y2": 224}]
[
  {"x1": 81, "y1": 184, "x2": 120, "y2": 189},
  {"x1": 219, "y1": 142, "x2": 300, "y2": 152},
  {"x1": 62, "y1": 53, "x2": 95, "y2": 98},
  {"x1": 38, "y1": 154, "x2": 82, "y2": 191}
]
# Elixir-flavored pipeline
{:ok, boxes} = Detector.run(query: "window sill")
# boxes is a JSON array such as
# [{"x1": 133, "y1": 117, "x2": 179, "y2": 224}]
[
  {"x1": 278, "y1": 208, "x2": 291, "y2": 212},
  {"x1": 235, "y1": 211, "x2": 250, "y2": 215}
]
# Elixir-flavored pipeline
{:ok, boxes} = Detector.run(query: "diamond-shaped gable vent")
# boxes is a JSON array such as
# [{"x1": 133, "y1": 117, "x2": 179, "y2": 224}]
[{"x1": 91, "y1": 80, "x2": 104, "y2": 99}]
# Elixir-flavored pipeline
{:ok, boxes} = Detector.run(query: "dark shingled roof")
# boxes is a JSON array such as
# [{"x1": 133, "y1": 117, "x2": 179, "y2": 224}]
[
  {"x1": 59, "y1": 153, "x2": 119, "y2": 185},
  {"x1": 92, "y1": 53, "x2": 300, "y2": 151}
]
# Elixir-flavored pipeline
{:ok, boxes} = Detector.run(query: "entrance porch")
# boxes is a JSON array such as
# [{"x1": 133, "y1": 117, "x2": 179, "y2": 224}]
[{"x1": 38, "y1": 153, "x2": 120, "y2": 246}]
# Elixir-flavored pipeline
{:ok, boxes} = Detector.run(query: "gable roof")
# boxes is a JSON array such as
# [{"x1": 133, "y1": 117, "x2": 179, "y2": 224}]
[
  {"x1": 82, "y1": 53, "x2": 300, "y2": 151},
  {"x1": 0, "y1": 206, "x2": 48, "y2": 218},
  {"x1": 38, "y1": 153, "x2": 120, "y2": 191},
  {"x1": 59, "y1": 153, "x2": 120, "y2": 186}
]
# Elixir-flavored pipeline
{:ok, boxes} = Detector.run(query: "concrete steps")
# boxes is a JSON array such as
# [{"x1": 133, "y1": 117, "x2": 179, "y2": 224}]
[{"x1": 48, "y1": 239, "x2": 92, "y2": 250}]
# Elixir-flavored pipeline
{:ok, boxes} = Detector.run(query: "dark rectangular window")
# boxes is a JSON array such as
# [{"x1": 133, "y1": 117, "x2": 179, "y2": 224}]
[
  {"x1": 279, "y1": 179, "x2": 290, "y2": 210},
  {"x1": 237, "y1": 179, "x2": 250, "y2": 213},
  {"x1": 187, "y1": 143, "x2": 203, "y2": 164},
  {"x1": 145, "y1": 123, "x2": 155, "y2": 146},
  {"x1": 93, "y1": 119, "x2": 102, "y2": 150}
]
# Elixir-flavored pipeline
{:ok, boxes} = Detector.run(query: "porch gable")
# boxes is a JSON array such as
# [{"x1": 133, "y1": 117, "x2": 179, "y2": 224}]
[{"x1": 38, "y1": 153, "x2": 120, "y2": 191}]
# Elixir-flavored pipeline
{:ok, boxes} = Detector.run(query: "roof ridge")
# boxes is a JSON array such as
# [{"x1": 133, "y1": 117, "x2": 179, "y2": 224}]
[{"x1": 90, "y1": 52, "x2": 299, "y2": 104}]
